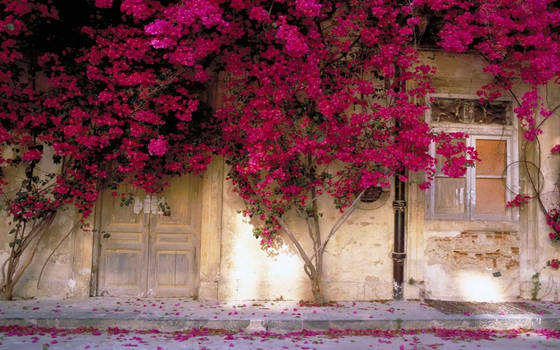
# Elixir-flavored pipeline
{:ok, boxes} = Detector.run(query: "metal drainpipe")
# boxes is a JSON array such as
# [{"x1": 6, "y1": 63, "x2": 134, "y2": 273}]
[{"x1": 392, "y1": 169, "x2": 407, "y2": 300}]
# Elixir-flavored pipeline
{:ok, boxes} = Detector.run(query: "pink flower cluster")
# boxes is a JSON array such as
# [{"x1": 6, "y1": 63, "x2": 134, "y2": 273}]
[
  {"x1": 546, "y1": 208, "x2": 560, "y2": 236},
  {"x1": 0, "y1": 0, "x2": 558, "y2": 257},
  {"x1": 547, "y1": 258, "x2": 560, "y2": 270},
  {"x1": 148, "y1": 137, "x2": 167, "y2": 156},
  {"x1": 506, "y1": 194, "x2": 530, "y2": 208}
]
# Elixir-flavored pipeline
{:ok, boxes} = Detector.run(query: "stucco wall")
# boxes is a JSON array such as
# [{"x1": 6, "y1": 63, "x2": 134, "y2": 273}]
[
  {"x1": 532, "y1": 82, "x2": 560, "y2": 300},
  {"x1": 217, "y1": 175, "x2": 394, "y2": 301},
  {"x1": 0, "y1": 149, "x2": 92, "y2": 299}
]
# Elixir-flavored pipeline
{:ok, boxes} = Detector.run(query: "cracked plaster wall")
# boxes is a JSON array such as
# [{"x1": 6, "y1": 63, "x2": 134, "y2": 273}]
[{"x1": 405, "y1": 52, "x2": 560, "y2": 301}]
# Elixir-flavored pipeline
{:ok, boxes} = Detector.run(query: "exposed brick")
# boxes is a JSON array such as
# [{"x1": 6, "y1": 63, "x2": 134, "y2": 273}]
[{"x1": 426, "y1": 231, "x2": 519, "y2": 276}]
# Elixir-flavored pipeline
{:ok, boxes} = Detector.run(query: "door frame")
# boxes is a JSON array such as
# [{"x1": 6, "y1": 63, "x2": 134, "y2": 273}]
[{"x1": 90, "y1": 187, "x2": 104, "y2": 297}]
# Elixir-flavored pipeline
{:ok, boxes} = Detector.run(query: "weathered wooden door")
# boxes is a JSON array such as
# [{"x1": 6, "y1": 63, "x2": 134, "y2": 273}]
[
  {"x1": 146, "y1": 175, "x2": 201, "y2": 297},
  {"x1": 97, "y1": 175, "x2": 201, "y2": 297}
]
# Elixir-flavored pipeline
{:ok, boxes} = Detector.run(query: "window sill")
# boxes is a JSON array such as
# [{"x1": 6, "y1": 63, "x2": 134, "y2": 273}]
[{"x1": 423, "y1": 219, "x2": 519, "y2": 233}]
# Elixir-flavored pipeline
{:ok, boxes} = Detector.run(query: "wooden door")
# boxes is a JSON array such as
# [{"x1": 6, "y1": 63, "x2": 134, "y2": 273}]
[
  {"x1": 98, "y1": 185, "x2": 149, "y2": 296},
  {"x1": 97, "y1": 175, "x2": 201, "y2": 297}
]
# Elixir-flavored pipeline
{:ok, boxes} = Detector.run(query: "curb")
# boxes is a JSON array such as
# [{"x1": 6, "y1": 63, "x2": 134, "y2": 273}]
[{"x1": 0, "y1": 317, "x2": 558, "y2": 332}]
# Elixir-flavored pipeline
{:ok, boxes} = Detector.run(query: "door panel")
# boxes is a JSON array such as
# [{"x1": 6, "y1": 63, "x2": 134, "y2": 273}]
[
  {"x1": 148, "y1": 175, "x2": 201, "y2": 297},
  {"x1": 98, "y1": 185, "x2": 148, "y2": 296},
  {"x1": 104, "y1": 249, "x2": 141, "y2": 286}
]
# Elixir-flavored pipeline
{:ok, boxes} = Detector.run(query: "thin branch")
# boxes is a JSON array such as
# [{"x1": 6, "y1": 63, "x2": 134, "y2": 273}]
[
  {"x1": 310, "y1": 187, "x2": 322, "y2": 268},
  {"x1": 522, "y1": 138, "x2": 548, "y2": 216},
  {"x1": 37, "y1": 219, "x2": 81, "y2": 288},
  {"x1": 303, "y1": 262, "x2": 313, "y2": 279},
  {"x1": 549, "y1": 102, "x2": 560, "y2": 116},
  {"x1": 507, "y1": 88, "x2": 522, "y2": 107},
  {"x1": 18, "y1": 213, "x2": 55, "y2": 255},
  {"x1": 11, "y1": 233, "x2": 43, "y2": 290},
  {"x1": 296, "y1": 206, "x2": 317, "y2": 248},
  {"x1": 320, "y1": 189, "x2": 366, "y2": 252},
  {"x1": 0, "y1": 253, "x2": 8, "y2": 286},
  {"x1": 275, "y1": 216, "x2": 315, "y2": 275}
]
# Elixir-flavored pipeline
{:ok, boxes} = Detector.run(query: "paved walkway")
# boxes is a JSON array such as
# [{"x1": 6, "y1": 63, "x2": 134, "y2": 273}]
[
  {"x1": 2, "y1": 327, "x2": 559, "y2": 349},
  {"x1": 0, "y1": 298, "x2": 559, "y2": 331}
]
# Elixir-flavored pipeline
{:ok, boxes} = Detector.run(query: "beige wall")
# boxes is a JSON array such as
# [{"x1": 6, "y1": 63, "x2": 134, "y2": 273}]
[
  {"x1": 532, "y1": 82, "x2": 560, "y2": 300},
  {"x1": 216, "y1": 172, "x2": 394, "y2": 301}
]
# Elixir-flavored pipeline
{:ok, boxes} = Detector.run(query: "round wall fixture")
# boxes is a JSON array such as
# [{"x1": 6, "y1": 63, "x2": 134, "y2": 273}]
[{"x1": 356, "y1": 186, "x2": 390, "y2": 210}]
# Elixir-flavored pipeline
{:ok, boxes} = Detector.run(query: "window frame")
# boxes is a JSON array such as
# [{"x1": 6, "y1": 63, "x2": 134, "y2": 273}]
[{"x1": 425, "y1": 94, "x2": 519, "y2": 222}]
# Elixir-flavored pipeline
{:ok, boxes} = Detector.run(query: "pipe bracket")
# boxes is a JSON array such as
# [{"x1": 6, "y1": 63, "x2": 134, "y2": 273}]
[{"x1": 392, "y1": 200, "x2": 407, "y2": 211}]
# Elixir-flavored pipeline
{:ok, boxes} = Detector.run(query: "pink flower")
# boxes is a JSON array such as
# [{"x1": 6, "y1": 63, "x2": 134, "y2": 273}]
[
  {"x1": 506, "y1": 194, "x2": 530, "y2": 208},
  {"x1": 22, "y1": 149, "x2": 42, "y2": 161},
  {"x1": 295, "y1": 0, "x2": 322, "y2": 17},
  {"x1": 249, "y1": 7, "x2": 270, "y2": 23},
  {"x1": 94, "y1": 0, "x2": 112, "y2": 8},
  {"x1": 148, "y1": 138, "x2": 167, "y2": 156}
]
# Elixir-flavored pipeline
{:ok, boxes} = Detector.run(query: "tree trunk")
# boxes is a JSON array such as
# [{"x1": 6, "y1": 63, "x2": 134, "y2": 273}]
[
  {"x1": 0, "y1": 282, "x2": 14, "y2": 301},
  {"x1": 310, "y1": 270, "x2": 325, "y2": 304},
  {"x1": 276, "y1": 190, "x2": 364, "y2": 306},
  {"x1": 0, "y1": 257, "x2": 17, "y2": 300}
]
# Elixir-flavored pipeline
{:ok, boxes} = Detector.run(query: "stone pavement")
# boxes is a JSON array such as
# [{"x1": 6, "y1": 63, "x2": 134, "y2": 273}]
[
  {"x1": 2, "y1": 328, "x2": 560, "y2": 349},
  {"x1": 0, "y1": 298, "x2": 559, "y2": 332}
]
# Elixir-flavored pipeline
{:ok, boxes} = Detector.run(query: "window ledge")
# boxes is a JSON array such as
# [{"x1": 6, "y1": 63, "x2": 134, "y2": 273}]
[{"x1": 423, "y1": 219, "x2": 519, "y2": 233}]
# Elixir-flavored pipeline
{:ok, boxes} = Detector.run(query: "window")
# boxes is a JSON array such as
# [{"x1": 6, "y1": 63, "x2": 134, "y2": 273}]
[{"x1": 426, "y1": 95, "x2": 519, "y2": 221}]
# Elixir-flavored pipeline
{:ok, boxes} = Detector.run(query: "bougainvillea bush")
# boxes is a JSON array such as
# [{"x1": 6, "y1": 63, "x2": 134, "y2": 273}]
[
  {"x1": 1, "y1": 0, "x2": 559, "y2": 301},
  {"x1": 0, "y1": 0, "x2": 217, "y2": 299}
]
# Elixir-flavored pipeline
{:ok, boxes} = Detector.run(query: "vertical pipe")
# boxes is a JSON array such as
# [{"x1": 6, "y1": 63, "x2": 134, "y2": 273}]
[
  {"x1": 392, "y1": 170, "x2": 407, "y2": 300},
  {"x1": 391, "y1": 65, "x2": 408, "y2": 300}
]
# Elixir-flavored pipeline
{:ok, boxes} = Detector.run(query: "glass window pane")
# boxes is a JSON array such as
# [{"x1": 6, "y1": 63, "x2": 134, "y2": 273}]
[
  {"x1": 434, "y1": 177, "x2": 466, "y2": 215},
  {"x1": 476, "y1": 139, "x2": 506, "y2": 176},
  {"x1": 475, "y1": 178, "x2": 506, "y2": 215}
]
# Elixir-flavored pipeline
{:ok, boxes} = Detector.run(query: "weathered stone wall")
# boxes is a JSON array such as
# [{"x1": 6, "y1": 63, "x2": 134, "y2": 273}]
[{"x1": 423, "y1": 231, "x2": 520, "y2": 300}]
